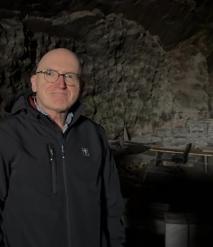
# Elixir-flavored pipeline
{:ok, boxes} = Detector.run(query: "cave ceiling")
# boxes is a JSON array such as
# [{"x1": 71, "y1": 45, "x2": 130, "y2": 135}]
[{"x1": 0, "y1": 0, "x2": 212, "y2": 50}]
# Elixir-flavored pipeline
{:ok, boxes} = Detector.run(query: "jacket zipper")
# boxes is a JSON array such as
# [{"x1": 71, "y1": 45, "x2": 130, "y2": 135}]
[
  {"x1": 61, "y1": 144, "x2": 72, "y2": 247},
  {"x1": 47, "y1": 144, "x2": 57, "y2": 194}
]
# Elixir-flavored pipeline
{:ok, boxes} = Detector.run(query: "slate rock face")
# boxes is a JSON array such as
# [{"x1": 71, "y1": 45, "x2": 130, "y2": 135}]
[
  {"x1": 1, "y1": 0, "x2": 213, "y2": 49},
  {"x1": 0, "y1": 8, "x2": 212, "y2": 147},
  {"x1": 0, "y1": 11, "x2": 165, "y2": 138},
  {"x1": 0, "y1": 18, "x2": 28, "y2": 114}
]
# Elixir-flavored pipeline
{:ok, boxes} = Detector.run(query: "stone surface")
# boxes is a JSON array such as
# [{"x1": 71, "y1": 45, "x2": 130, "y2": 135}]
[
  {"x1": 0, "y1": 0, "x2": 213, "y2": 49},
  {"x1": 0, "y1": 5, "x2": 213, "y2": 149}
]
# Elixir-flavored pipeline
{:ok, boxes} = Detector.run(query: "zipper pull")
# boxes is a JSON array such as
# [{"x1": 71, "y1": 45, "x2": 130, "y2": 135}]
[
  {"x1": 61, "y1": 144, "x2": 65, "y2": 159},
  {"x1": 47, "y1": 144, "x2": 54, "y2": 161},
  {"x1": 47, "y1": 144, "x2": 57, "y2": 194}
]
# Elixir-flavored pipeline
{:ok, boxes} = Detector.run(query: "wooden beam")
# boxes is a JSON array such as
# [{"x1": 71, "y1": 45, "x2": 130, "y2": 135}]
[{"x1": 149, "y1": 146, "x2": 213, "y2": 157}]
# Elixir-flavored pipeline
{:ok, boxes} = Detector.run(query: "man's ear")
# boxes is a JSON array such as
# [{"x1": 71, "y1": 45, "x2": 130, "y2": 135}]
[{"x1": 30, "y1": 75, "x2": 37, "y2": 93}]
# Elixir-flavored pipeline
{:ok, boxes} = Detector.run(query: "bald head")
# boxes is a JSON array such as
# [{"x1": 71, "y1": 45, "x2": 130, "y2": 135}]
[
  {"x1": 36, "y1": 48, "x2": 81, "y2": 74},
  {"x1": 31, "y1": 48, "x2": 82, "y2": 119}
]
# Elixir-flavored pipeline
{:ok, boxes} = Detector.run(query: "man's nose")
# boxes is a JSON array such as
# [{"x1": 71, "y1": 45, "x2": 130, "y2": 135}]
[{"x1": 57, "y1": 75, "x2": 67, "y2": 88}]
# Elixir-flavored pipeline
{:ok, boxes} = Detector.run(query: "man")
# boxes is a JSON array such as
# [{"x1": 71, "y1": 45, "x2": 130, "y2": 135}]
[{"x1": 0, "y1": 48, "x2": 125, "y2": 247}]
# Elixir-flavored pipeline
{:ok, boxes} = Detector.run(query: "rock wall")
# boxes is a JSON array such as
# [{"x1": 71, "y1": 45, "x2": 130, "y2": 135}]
[{"x1": 0, "y1": 9, "x2": 213, "y2": 148}]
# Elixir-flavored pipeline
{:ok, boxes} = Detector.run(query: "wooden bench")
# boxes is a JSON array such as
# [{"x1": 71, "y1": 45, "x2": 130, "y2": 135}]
[
  {"x1": 149, "y1": 144, "x2": 213, "y2": 173},
  {"x1": 109, "y1": 140, "x2": 213, "y2": 173}
]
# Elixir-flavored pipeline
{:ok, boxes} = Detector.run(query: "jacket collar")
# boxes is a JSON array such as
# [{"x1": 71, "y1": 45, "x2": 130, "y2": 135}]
[{"x1": 7, "y1": 91, "x2": 84, "y2": 126}]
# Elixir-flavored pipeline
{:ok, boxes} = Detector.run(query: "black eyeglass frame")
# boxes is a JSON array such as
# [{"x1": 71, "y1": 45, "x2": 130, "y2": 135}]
[{"x1": 36, "y1": 69, "x2": 80, "y2": 85}]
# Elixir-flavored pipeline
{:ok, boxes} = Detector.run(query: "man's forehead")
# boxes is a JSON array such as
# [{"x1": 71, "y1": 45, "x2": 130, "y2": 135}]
[
  {"x1": 39, "y1": 50, "x2": 77, "y2": 64},
  {"x1": 37, "y1": 50, "x2": 80, "y2": 72}
]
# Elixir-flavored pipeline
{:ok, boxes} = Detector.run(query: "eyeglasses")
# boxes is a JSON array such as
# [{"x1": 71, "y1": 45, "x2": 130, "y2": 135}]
[{"x1": 36, "y1": 69, "x2": 80, "y2": 85}]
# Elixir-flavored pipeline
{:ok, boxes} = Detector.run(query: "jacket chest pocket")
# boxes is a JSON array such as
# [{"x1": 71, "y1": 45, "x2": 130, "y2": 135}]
[
  {"x1": 10, "y1": 147, "x2": 58, "y2": 196},
  {"x1": 67, "y1": 148, "x2": 102, "y2": 185}
]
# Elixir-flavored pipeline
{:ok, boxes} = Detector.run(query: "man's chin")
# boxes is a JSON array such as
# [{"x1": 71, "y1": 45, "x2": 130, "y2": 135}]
[{"x1": 53, "y1": 107, "x2": 70, "y2": 113}]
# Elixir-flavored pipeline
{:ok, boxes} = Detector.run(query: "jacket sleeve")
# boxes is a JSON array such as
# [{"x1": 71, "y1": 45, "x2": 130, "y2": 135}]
[
  {"x1": 0, "y1": 131, "x2": 11, "y2": 247},
  {"x1": 99, "y1": 127, "x2": 125, "y2": 247},
  {"x1": 0, "y1": 155, "x2": 9, "y2": 247}
]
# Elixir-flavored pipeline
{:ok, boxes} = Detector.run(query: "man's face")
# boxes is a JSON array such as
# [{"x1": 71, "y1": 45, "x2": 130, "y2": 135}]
[{"x1": 31, "y1": 50, "x2": 81, "y2": 114}]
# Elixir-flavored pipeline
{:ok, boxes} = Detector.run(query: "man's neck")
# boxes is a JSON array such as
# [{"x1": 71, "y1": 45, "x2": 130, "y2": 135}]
[
  {"x1": 33, "y1": 97, "x2": 67, "y2": 129},
  {"x1": 48, "y1": 112, "x2": 67, "y2": 129}
]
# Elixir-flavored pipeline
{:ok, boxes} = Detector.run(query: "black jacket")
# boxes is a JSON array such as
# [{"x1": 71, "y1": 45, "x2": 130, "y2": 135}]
[{"x1": 0, "y1": 93, "x2": 125, "y2": 247}]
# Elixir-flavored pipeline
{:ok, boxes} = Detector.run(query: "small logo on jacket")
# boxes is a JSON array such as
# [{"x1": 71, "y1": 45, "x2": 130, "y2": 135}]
[{"x1": 81, "y1": 147, "x2": 90, "y2": 157}]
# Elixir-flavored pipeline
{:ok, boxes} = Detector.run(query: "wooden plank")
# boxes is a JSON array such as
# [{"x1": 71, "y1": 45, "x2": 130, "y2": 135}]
[
  {"x1": 149, "y1": 146, "x2": 213, "y2": 157},
  {"x1": 109, "y1": 140, "x2": 213, "y2": 157}
]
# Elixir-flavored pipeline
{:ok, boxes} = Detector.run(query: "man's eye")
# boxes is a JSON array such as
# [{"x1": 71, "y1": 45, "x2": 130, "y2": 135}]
[
  {"x1": 66, "y1": 73, "x2": 74, "y2": 79},
  {"x1": 45, "y1": 70, "x2": 55, "y2": 76}
]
